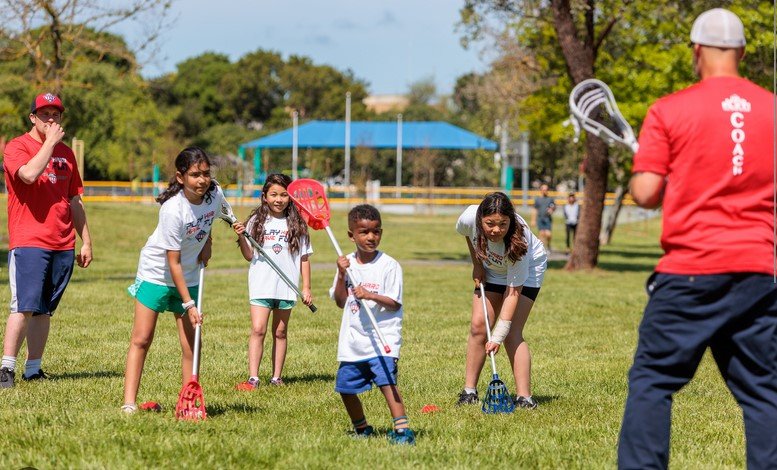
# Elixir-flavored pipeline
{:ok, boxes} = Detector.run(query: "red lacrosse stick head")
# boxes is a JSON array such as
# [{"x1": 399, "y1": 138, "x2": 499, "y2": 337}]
[
  {"x1": 288, "y1": 179, "x2": 331, "y2": 231},
  {"x1": 175, "y1": 378, "x2": 207, "y2": 421}
]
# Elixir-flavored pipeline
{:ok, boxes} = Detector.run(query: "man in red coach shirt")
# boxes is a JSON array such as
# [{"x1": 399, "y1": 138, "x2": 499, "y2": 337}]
[
  {"x1": 0, "y1": 93, "x2": 92, "y2": 388},
  {"x1": 618, "y1": 9, "x2": 777, "y2": 469}
]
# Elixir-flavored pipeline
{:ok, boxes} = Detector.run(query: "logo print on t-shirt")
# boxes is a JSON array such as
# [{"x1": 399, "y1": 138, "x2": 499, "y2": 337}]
[
  {"x1": 722, "y1": 94, "x2": 751, "y2": 176},
  {"x1": 272, "y1": 243, "x2": 282, "y2": 254}
]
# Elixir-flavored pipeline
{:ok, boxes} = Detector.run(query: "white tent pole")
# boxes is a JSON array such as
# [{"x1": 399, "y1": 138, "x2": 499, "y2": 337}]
[
  {"x1": 344, "y1": 92, "x2": 351, "y2": 198},
  {"x1": 292, "y1": 110, "x2": 299, "y2": 180},
  {"x1": 395, "y1": 113, "x2": 403, "y2": 197}
]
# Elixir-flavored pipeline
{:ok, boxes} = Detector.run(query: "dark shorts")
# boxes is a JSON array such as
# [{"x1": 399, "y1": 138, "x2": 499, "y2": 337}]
[
  {"x1": 335, "y1": 356, "x2": 398, "y2": 394},
  {"x1": 476, "y1": 283, "x2": 541, "y2": 301},
  {"x1": 9, "y1": 247, "x2": 74, "y2": 316}
]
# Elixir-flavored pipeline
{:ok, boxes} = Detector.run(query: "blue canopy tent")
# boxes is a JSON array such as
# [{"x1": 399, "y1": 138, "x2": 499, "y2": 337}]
[{"x1": 239, "y1": 120, "x2": 497, "y2": 190}]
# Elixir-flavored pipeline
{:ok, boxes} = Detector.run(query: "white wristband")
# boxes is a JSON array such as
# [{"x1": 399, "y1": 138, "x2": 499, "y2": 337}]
[
  {"x1": 490, "y1": 319, "x2": 512, "y2": 344},
  {"x1": 181, "y1": 299, "x2": 196, "y2": 313}
]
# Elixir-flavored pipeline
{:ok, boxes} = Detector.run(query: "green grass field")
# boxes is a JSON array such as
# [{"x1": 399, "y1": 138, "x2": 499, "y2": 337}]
[{"x1": 0, "y1": 203, "x2": 746, "y2": 468}]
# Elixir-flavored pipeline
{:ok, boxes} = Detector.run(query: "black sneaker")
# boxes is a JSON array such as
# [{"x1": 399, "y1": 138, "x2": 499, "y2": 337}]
[
  {"x1": 23, "y1": 369, "x2": 48, "y2": 381},
  {"x1": 352, "y1": 425, "x2": 374, "y2": 439},
  {"x1": 0, "y1": 367, "x2": 15, "y2": 388},
  {"x1": 456, "y1": 389, "x2": 479, "y2": 405},
  {"x1": 515, "y1": 396, "x2": 538, "y2": 409}
]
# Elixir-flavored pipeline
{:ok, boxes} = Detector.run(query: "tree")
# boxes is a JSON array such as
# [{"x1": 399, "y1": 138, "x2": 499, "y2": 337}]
[
  {"x1": 459, "y1": 0, "x2": 772, "y2": 269},
  {"x1": 0, "y1": 0, "x2": 173, "y2": 90}
]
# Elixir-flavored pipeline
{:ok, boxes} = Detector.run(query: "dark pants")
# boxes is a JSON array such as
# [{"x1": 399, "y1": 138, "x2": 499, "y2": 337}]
[
  {"x1": 618, "y1": 273, "x2": 777, "y2": 470},
  {"x1": 565, "y1": 223, "x2": 577, "y2": 248}
]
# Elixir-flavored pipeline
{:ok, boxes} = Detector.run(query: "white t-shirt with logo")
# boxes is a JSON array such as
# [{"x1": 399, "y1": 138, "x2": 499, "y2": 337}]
[
  {"x1": 329, "y1": 251, "x2": 403, "y2": 361},
  {"x1": 246, "y1": 214, "x2": 313, "y2": 301},
  {"x1": 456, "y1": 205, "x2": 546, "y2": 287},
  {"x1": 136, "y1": 186, "x2": 225, "y2": 286}
]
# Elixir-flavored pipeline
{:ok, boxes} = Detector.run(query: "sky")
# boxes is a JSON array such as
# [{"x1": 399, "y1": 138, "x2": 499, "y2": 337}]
[{"x1": 134, "y1": 0, "x2": 486, "y2": 96}]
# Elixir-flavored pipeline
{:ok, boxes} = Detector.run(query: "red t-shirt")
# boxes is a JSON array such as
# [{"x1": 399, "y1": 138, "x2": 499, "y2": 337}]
[
  {"x1": 633, "y1": 76, "x2": 774, "y2": 275},
  {"x1": 3, "y1": 133, "x2": 84, "y2": 250}
]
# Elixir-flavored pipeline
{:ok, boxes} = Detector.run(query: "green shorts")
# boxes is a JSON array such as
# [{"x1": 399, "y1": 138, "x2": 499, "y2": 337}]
[
  {"x1": 250, "y1": 298, "x2": 296, "y2": 310},
  {"x1": 128, "y1": 278, "x2": 199, "y2": 315}
]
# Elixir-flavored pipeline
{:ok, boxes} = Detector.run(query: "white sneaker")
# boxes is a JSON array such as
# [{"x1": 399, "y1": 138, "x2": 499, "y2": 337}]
[{"x1": 121, "y1": 403, "x2": 138, "y2": 414}]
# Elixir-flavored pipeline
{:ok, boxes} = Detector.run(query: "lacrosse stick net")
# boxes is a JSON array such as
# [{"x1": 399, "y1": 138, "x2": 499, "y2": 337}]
[
  {"x1": 569, "y1": 78, "x2": 639, "y2": 153},
  {"x1": 218, "y1": 199, "x2": 317, "y2": 312},
  {"x1": 480, "y1": 283, "x2": 515, "y2": 414},
  {"x1": 288, "y1": 178, "x2": 392, "y2": 353},
  {"x1": 176, "y1": 265, "x2": 207, "y2": 421}
]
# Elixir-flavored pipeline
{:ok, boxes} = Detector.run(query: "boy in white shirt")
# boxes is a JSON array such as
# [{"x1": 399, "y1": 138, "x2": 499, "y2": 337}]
[{"x1": 330, "y1": 204, "x2": 414, "y2": 445}]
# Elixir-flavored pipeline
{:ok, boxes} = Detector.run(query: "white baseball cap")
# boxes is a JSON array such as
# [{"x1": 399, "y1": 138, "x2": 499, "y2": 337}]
[{"x1": 690, "y1": 8, "x2": 746, "y2": 48}]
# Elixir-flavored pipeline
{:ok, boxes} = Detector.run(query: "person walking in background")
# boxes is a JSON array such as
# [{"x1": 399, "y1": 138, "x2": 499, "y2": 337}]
[
  {"x1": 532, "y1": 184, "x2": 555, "y2": 254},
  {"x1": 563, "y1": 192, "x2": 579, "y2": 252},
  {"x1": 0, "y1": 93, "x2": 92, "y2": 388},
  {"x1": 232, "y1": 173, "x2": 314, "y2": 390},
  {"x1": 618, "y1": 9, "x2": 777, "y2": 469}
]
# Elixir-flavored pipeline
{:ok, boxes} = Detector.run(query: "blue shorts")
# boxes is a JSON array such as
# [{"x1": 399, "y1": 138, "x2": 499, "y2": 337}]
[
  {"x1": 8, "y1": 247, "x2": 74, "y2": 316},
  {"x1": 335, "y1": 356, "x2": 399, "y2": 394}
]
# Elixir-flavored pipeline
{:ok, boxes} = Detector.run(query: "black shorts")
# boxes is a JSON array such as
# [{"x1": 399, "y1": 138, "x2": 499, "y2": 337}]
[{"x1": 475, "y1": 283, "x2": 541, "y2": 301}]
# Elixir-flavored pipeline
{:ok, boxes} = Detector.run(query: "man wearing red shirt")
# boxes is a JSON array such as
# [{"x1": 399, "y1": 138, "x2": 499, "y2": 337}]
[
  {"x1": 618, "y1": 9, "x2": 777, "y2": 469},
  {"x1": 0, "y1": 93, "x2": 92, "y2": 388}
]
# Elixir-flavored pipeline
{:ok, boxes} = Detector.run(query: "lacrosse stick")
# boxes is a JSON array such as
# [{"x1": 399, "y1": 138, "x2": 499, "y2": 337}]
[
  {"x1": 287, "y1": 178, "x2": 391, "y2": 354},
  {"x1": 175, "y1": 265, "x2": 207, "y2": 421},
  {"x1": 480, "y1": 283, "x2": 515, "y2": 414},
  {"x1": 569, "y1": 78, "x2": 639, "y2": 153},
  {"x1": 218, "y1": 199, "x2": 317, "y2": 313}
]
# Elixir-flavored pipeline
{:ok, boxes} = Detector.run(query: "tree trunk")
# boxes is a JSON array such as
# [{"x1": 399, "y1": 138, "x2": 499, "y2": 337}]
[
  {"x1": 565, "y1": 136, "x2": 609, "y2": 270},
  {"x1": 600, "y1": 184, "x2": 625, "y2": 245}
]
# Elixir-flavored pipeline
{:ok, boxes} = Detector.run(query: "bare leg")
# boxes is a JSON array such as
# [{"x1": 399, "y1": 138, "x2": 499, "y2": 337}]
[
  {"x1": 341, "y1": 393, "x2": 366, "y2": 423},
  {"x1": 3, "y1": 312, "x2": 31, "y2": 360},
  {"x1": 380, "y1": 384, "x2": 409, "y2": 428},
  {"x1": 504, "y1": 295, "x2": 535, "y2": 397},
  {"x1": 463, "y1": 290, "x2": 502, "y2": 388},
  {"x1": 176, "y1": 313, "x2": 197, "y2": 385},
  {"x1": 25, "y1": 315, "x2": 50, "y2": 360},
  {"x1": 247, "y1": 306, "x2": 271, "y2": 377},
  {"x1": 270, "y1": 309, "x2": 291, "y2": 379},
  {"x1": 123, "y1": 301, "x2": 158, "y2": 405}
]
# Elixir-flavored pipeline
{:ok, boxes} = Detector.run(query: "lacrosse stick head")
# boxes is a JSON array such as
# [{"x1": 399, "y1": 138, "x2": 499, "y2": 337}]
[
  {"x1": 175, "y1": 378, "x2": 207, "y2": 421},
  {"x1": 569, "y1": 78, "x2": 639, "y2": 153},
  {"x1": 218, "y1": 198, "x2": 239, "y2": 226},
  {"x1": 287, "y1": 179, "x2": 331, "y2": 231},
  {"x1": 482, "y1": 375, "x2": 515, "y2": 414}
]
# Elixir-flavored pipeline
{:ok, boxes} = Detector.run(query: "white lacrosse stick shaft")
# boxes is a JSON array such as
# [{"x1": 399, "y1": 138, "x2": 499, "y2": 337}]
[{"x1": 480, "y1": 283, "x2": 498, "y2": 376}]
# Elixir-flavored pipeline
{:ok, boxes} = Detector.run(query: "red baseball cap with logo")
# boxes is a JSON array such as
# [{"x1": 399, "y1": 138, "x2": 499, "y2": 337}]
[{"x1": 30, "y1": 92, "x2": 65, "y2": 114}]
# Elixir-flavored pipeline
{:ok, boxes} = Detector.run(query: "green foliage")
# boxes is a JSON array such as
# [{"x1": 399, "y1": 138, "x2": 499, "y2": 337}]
[{"x1": 457, "y1": 0, "x2": 773, "y2": 186}]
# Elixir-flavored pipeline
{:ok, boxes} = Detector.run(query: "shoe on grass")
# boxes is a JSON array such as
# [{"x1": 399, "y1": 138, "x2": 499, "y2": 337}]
[
  {"x1": 515, "y1": 395, "x2": 538, "y2": 409},
  {"x1": 121, "y1": 404, "x2": 138, "y2": 414},
  {"x1": 22, "y1": 369, "x2": 48, "y2": 381},
  {"x1": 456, "y1": 389, "x2": 478, "y2": 406},
  {"x1": 387, "y1": 428, "x2": 416, "y2": 445},
  {"x1": 0, "y1": 367, "x2": 15, "y2": 389},
  {"x1": 352, "y1": 425, "x2": 374, "y2": 439},
  {"x1": 236, "y1": 377, "x2": 259, "y2": 391}
]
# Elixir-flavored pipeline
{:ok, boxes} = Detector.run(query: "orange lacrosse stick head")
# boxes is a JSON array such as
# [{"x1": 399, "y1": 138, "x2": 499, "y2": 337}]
[
  {"x1": 175, "y1": 378, "x2": 207, "y2": 421},
  {"x1": 288, "y1": 179, "x2": 331, "y2": 231}
]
